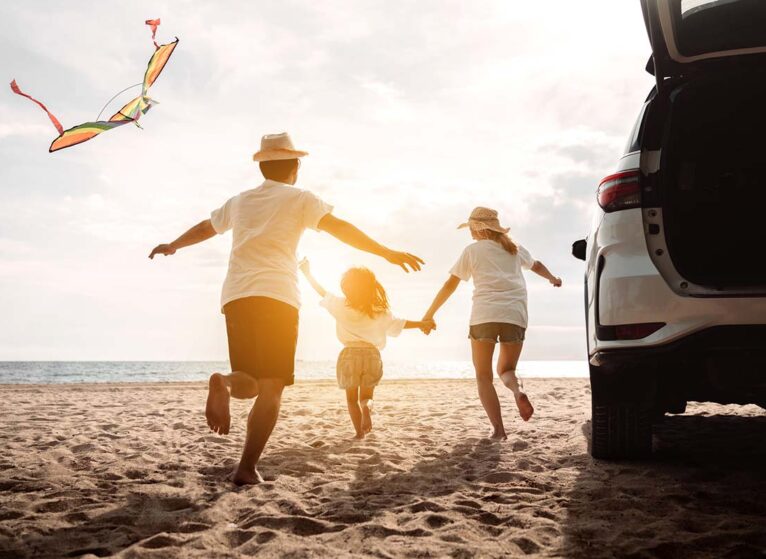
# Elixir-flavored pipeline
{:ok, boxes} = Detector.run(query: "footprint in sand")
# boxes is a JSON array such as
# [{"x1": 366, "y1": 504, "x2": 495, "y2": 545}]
[
  {"x1": 513, "y1": 536, "x2": 542, "y2": 555},
  {"x1": 140, "y1": 534, "x2": 181, "y2": 549},
  {"x1": 256, "y1": 531, "x2": 277, "y2": 544},
  {"x1": 425, "y1": 514, "x2": 454, "y2": 529},
  {"x1": 481, "y1": 471, "x2": 520, "y2": 483},
  {"x1": 241, "y1": 515, "x2": 342, "y2": 537}
]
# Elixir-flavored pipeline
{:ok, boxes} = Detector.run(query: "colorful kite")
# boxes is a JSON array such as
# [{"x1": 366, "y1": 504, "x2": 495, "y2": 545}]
[{"x1": 10, "y1": 19, "x2": 178, "y2": 152}]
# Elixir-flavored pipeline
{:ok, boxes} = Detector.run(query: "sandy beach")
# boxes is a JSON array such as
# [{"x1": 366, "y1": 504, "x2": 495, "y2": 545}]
[{"x1": 0, "y1": 378, "x2": 764, "y2": 558}]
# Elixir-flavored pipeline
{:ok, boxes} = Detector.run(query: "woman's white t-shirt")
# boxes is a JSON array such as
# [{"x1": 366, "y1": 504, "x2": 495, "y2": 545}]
[
  {"x1": 449, "y1": 240, "x2": 536, "y2": 328},
  {"x1": 320, "y1": 293, "x2": 406, "y2": 350}
]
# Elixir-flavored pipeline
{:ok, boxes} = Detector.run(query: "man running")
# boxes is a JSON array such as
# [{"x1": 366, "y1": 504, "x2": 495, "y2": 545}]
[{"x1": 149, "y1": 132, "x2": 423, "y2": 485}]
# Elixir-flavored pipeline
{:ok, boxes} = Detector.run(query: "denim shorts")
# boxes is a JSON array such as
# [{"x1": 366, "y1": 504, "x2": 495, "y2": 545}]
[{"x1": 468, "y1": 322, "x2": 526, "y2": 344}]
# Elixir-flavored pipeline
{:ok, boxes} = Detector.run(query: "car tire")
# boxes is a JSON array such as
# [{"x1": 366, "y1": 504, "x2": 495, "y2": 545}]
[
  {"x1": 589, "y1": 365, "x2": 653, "y2": 459},
  {"x1": 591, "y1": 400, "x2": 652, "y2": 459}
]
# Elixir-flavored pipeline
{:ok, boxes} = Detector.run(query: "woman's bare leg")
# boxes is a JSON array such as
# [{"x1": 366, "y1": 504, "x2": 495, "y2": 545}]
[
  {"x1": 360, "y1": 386, "x2": 375, "y2": 433},
  {"x1": 497, "y1": 342, "x2": 534, "y2": 421},
  {"x1": 345, "y1": 388, "x2": 364, "y2": 439},
  {"x1": 471, "y1": 340, "x2": 506, "y2": 440}
]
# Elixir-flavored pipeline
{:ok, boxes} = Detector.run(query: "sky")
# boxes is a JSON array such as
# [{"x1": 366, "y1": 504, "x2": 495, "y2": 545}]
[{"x1": 0, "y1": 1, "x2": 655, "y2": 363}]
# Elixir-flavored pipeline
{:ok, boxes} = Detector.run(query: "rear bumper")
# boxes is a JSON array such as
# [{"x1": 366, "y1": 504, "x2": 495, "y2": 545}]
[
  {"x1": 590, "y1": 325, "x2": 766, "y2": 407},
  {"x1": 591, "y1": 209, "x2": 766, "y2": 353}
]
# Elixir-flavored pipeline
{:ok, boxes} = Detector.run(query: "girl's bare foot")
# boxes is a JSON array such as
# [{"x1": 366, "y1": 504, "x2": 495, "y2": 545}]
[
  {"x1": 515, "y1": 392, "x2": 534, "y2": 422},
  {"x1": 232, "y1": 465, "x2": 264, "y2": 486},
  {"x1": 206, "y1": 373, "x2": 231, "y2": 434},
  {"x1": 360, "y1": 399, "x2": 373, "y2": 433}
]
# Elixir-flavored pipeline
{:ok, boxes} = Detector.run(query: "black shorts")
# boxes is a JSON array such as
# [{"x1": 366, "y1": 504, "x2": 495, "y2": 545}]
[{"x1": 223, "y1": 296, "x2": 299, "y2": 386}]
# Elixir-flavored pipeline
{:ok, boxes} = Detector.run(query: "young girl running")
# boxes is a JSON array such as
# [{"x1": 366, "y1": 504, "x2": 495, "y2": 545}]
[
  {"x1": 300, "y1": 259, "x2": 434, "y2": 439},
  {"x1": 422, "y1": 207, "x2": 562, "y2": 440}
]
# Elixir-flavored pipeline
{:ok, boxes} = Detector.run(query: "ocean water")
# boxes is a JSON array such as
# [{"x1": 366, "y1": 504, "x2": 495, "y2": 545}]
[{"x1": 0, "y1": 360, "x2": 587, "y2": 385}]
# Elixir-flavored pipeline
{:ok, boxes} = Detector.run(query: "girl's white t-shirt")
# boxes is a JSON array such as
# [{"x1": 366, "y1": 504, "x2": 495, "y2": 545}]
[
  {"x1": 320, "y1": 293, "x2": 406, "y2": 349},
  {"x1": 449, "y1": 240, "x2": 536, "y2": 328}
]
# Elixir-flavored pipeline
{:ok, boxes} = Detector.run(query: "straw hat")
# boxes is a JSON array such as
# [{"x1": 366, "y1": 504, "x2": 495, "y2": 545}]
[
  {"x1": 252, "y1": 132, "x2": 308, "y2": 162},
  {"x1": 457, "y1": 207, "x2": 510, "y2": 234}
]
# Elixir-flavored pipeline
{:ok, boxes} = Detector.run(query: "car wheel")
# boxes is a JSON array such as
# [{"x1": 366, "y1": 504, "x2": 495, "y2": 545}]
[{"x1": 590, "y1": 365, "x2": 653, "y2": 459}]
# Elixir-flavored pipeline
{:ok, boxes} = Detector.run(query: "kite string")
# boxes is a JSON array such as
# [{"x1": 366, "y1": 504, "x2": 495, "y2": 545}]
[{"x1": 95, "y1": 83, "x2": 142, "y2": 121}]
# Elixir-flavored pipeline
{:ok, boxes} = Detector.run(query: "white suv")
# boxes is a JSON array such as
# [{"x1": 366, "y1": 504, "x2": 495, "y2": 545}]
[{"x1": 573, "y1": 0, "x2": 766, "y2": 459}]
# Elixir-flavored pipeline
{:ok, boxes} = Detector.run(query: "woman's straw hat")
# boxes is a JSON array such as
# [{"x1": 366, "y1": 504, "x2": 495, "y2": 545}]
[
  {"x1": 252, "y1": 132, "x2": 308, "y2": 162},
  {"x1": 458, "y1": 207, "x2": 510, "y2": 234}
]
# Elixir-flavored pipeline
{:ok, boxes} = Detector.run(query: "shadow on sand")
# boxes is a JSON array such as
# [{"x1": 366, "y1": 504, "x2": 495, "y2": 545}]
[
  {"x1": 560, "y1": 413, "x2": 766, "y2": 559},
  {"x1": 2, "y1": 474, "x2": 230, "y2": 559},
  {"x1": 258, "y1": 436, "x2": 503, "y2": 531}
]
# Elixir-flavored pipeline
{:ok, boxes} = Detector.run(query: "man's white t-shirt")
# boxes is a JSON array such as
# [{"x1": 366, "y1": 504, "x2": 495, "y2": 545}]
[
  {"x1": 210, "y1": 180, "x2": 333, "y2": 311},
  {"x1": 320, "y1": 293, "x2": 406, "y2": 350},
  {"x1": 449, "y1": 240, "x2": 536, "y2": 328}
]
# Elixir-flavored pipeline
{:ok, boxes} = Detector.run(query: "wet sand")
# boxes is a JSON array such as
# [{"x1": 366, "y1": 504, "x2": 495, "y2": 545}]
[{"x1": 0, "y1": 378, "x2": 763, "y2": 558}]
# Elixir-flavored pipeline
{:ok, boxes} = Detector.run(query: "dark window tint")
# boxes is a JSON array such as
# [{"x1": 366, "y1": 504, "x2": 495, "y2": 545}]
[{"x1": 675, "y1": 0, "x2": 766, "y2": 56}]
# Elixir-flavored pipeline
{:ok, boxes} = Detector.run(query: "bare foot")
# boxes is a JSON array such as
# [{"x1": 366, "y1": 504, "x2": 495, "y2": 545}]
[
  {"x1": 353, "y1": 432, "x2": 365, "y2": 440},
  {"x1": 515, "y1": 392, "x2": 534, "y2": 422},
  {"x1": 360, "y1": 400, "x2": 373, "y2": 434},
  {"x1": 489, "y1": 429, "x2": 507, "y2": 441},
  {"x1": 232, "y1": 466, "x2": 264, "y2": 486},
  {"x1": 206, "y1": 373, "x2": 231, "y2": 435}
]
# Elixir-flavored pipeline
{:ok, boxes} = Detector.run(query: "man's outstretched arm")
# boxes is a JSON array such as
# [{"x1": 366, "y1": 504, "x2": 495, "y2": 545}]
[
  {"x1": 317, "y1": 214, "x2": 424, "y2": 272},
  {"x1": 149, "y1": 219, "x2": 217, "y2": 259}
]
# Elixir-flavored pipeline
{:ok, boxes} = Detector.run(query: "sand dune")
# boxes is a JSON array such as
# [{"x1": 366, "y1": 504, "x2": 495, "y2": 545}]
[{"x1": 0, "y1": 378, "x2": 763, "y2": 558}]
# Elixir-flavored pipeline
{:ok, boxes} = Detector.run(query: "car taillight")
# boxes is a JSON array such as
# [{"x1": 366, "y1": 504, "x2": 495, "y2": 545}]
[
  {"x1": 598, "y1": 170, "x2": 640, "y2": 212},
  {"x1": 598, "y1": 322, "x2": 665, "y2": 341}
]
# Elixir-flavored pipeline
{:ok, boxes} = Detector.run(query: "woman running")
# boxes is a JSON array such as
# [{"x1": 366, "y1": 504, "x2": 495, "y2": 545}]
[{"x1": 422, "y1": 207, "x2": 561, "y2": 440}]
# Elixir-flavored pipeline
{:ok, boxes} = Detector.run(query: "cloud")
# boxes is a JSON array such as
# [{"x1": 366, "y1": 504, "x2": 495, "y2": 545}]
[{"x1": 0, "y1": 0, "x2": 654, "y2": 361}]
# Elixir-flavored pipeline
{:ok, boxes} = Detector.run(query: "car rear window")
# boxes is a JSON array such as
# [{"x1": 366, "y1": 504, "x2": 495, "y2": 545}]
[
  {"x1": 675, "y1": 0, "x2": 766, "y2": 56},
  {"x1": 623, "y1": 102, "x2": 648, "y2": 155}
]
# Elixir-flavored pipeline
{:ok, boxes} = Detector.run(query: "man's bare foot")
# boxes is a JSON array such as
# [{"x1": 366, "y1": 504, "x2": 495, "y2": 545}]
[
  {"x1": 353, "y1": 431, "x2": 365, "y2": 440},
  {"x1": 489, "y1": 429, "x2": 507, "y2": 441},
  {"x1": 206, "y1": 373, "x2": 231, "y2": 435},
  {"x1": 515, "y1": 392, "x2": 534, "y2": 422},
  {"x1": 360, "y1": 400, "x2": 373, "y2": 433},
  {"x1": 232, "y1": 465, "x2": 264, "y2": 486}
]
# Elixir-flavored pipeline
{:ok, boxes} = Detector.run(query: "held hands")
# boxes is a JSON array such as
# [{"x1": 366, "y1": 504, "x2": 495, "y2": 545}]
[
  {"x1": 148, "y1": 243, "x2": 176, "y2": 259},
  {"x1": 420, "y1": 318, "x2": 436, "y2": 335},
  {"x1": 550, "y1": 277, "x2": 562, "y2": 287},
  {"x1": 384, "y1": 249, "x2": 424, "y2": 273}
]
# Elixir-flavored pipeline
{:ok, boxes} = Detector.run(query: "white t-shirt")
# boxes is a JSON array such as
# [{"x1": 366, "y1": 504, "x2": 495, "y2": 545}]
[
  {"x1": 449, "y1": 240, "x2": 536, "y2": 328},
  {"x1": 211, "y1": 180, "x2": 333, "y2": 311},
  {"x1": 320, "y1": 293, "x2": 406, "y2": 349}
]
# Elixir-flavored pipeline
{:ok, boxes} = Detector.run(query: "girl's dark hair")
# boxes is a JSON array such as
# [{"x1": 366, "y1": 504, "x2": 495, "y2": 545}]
[
  {"x1": 474, "y1": 228, "x2": 518, "y2": 255},
  {"x1": 340, "y1": 267, "x2": 389, "y2": 318}
]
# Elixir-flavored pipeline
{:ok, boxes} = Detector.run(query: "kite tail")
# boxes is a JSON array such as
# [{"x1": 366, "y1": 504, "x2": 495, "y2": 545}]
[
  {"x1": 9, "y1": 79, "x2": 64, "y2": 135},
  {"x1": 145, "y1": 18, "x2": 161, "y2": 49}
]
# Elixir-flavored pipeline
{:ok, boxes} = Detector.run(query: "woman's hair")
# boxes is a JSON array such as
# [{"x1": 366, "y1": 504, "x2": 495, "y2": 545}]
[
  {"x1": 472, "y1": 228, "x2": 518, "y2": 255},
  {"x1": 340, "y1": 267, "x2": 390, "y2": 318}
]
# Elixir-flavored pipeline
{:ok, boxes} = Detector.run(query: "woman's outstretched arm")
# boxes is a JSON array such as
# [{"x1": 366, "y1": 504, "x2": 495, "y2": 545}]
[
  {"x1": 298, "y1": 259, "x2": 327, "y2": 297},
  {"x1": 422, "y1": 275, "x2": 461, "y2": 322},
  {"x1": 531, "y1": 260, "x2": 562, "y2": 287}
]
